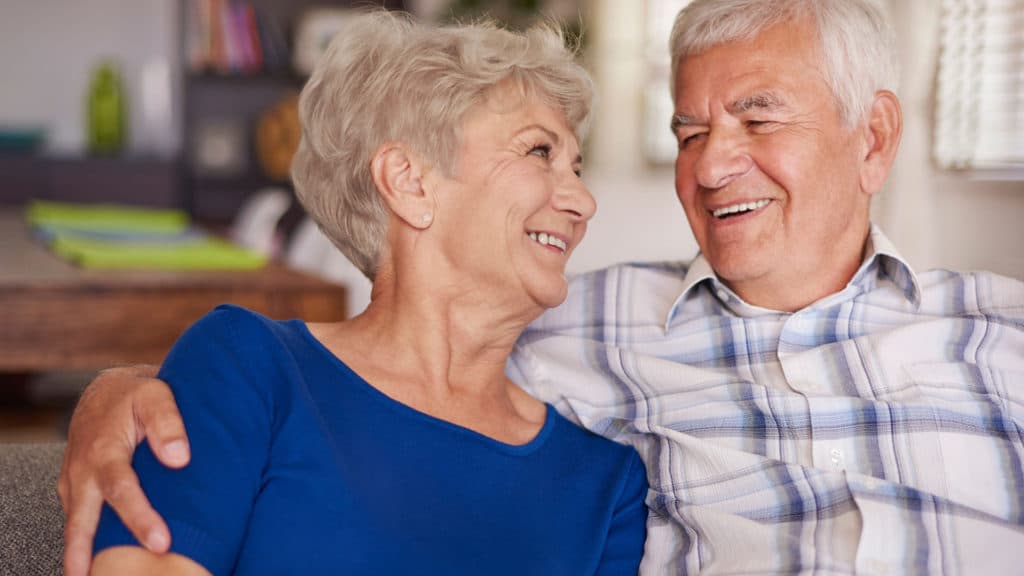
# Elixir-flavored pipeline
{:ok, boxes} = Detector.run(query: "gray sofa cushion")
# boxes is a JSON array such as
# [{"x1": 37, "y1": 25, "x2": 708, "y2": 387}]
[{"x1": 0, "y1": 442, "x2": 65, "y2": 576}]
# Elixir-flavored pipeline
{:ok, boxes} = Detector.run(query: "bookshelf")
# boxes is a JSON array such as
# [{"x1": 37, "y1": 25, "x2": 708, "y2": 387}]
[{"x1": 180, "y1": 0, "x2": 406, "y2": 224}]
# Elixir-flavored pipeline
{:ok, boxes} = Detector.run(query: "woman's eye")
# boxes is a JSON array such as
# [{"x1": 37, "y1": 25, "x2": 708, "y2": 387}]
[{"x1": 529, "y1": 144, "x2": 552, "y2": 159}]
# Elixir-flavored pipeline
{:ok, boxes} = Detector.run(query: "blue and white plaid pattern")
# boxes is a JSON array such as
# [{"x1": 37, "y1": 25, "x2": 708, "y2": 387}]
[{"x1": 510, "y1": 227, "x2": 1024, "y2": 575}]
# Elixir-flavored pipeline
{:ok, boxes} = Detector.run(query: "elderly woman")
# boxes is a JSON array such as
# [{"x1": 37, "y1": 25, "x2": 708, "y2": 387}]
[{"x1": 88, "y1": 10, "x2": 647, "y2": 576}]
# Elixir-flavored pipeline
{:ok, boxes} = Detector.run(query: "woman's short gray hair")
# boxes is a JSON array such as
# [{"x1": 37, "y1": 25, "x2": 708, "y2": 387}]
[
  {"x1": 669, "y1": 0, "x2": 897, "y2": 127},
  {"x1": 291, "y1": 10, "x2": 593, "y2": 280}
]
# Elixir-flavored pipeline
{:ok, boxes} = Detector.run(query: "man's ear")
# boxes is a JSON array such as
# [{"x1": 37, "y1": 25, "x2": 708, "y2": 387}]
[
  {"x1": 859, "y1": 90, "x2": 902, "y2": 197},
  {"x1": 371, "y1": 143, "x2": 434, "y2": 230}
]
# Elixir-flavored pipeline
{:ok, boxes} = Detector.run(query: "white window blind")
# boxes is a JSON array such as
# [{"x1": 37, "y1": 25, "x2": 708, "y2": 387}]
[{"x1": 934, "y1": 0, "x2": 1024, "y2": 173}]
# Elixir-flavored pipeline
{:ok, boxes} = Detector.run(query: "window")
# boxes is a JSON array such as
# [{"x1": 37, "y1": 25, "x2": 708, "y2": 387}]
[{"x1": 933, "y1": 0, "x2": 1024, "y2": 175}]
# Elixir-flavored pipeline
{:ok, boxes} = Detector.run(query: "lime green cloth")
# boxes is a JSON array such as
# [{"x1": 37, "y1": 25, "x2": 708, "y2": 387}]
[
  {"x1": 27, "y1": 200, "x2": 267, "y2": 270},
  {"x1": 51, "y1": 235, "x2": 267, "y2": 270},
  {"x1": 26, "y1": 200, "x2": 190, "y2": 233}
]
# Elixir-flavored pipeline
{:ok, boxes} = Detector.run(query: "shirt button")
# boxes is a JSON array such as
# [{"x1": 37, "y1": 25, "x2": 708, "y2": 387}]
[
  {"x1": 863, "y1": 476, "x2": 880, "y2": 490},
  {"x1": 829, "y1": 447, "x2": 844, "y2": 469}
]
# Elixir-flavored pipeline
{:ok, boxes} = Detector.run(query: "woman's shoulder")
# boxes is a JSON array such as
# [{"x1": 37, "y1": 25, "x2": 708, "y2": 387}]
[
  {"x1": 543, "y1": 409, "x2": 648, "y2": 520},
  {"x1": 192, "y1": 303, "x2": 287, "y2": 335},
  {"x1": 160, "y1": 304, "x2": 311, "y2": 397},
  {"x1": 546, "y1": 408, "x2": 644, "y2": 470},
  {"x1": 179, "y1": 304, "x2": 312, "y2": 356}
]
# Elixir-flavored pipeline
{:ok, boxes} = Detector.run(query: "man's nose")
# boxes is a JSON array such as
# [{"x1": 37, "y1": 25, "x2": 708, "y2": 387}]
[{"x1": 693, "y1": 128, "x2": 753, "y2": 189}]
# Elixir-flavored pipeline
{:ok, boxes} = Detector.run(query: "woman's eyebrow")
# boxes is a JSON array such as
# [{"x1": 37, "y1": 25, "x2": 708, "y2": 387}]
[{"x1": 515, "y1": 124, "x2": 560, "y2": 144}]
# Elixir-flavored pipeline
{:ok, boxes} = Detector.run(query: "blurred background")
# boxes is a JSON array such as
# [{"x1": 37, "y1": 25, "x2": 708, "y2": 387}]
[{"x1": 1, "y1": 0, "x2": 1021, "y2": 441}]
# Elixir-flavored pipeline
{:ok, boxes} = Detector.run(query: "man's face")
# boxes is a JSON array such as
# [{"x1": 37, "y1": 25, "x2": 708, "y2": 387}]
[{"x1": 672, "y1": 21, "x2": 873, "y2": 309}]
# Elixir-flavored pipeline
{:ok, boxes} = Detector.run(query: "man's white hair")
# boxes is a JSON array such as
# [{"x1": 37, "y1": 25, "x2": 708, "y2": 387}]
[{"x1": 670, "y1": 0, "x2": 898, "y2": 126}]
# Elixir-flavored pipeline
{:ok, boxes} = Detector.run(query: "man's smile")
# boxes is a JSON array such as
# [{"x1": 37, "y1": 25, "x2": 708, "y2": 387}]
[{"x1": 709, "y1": 198, "x2": 772, "y2": 219}]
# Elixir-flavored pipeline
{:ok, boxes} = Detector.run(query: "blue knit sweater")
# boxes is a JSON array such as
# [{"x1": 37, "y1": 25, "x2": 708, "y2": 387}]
[{"x1": 94, "y1": 305, "x2": 647, "y2": 575}]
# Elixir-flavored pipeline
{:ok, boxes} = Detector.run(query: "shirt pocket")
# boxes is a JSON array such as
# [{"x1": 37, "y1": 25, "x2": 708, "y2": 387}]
[{"x1": 904, "y1": 361, "x2": 1024, "y2": 523}]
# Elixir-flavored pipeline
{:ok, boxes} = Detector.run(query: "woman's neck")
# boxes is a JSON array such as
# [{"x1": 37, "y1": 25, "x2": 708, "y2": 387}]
[
  {"x1": 304, "y1": 244, "x2": 555, "y2": 445},
  {"x1": 310, "y1": 261, "x2": 547, "y2": 432}
]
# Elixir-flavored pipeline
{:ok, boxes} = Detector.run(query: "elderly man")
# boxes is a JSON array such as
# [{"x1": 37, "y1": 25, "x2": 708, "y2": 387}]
[{"x1": 59, "y1": 0, "x2": 1024, "y2": 574}]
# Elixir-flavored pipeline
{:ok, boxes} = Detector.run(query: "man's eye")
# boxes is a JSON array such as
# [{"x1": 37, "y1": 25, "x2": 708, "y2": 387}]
[
  {"x1": 746, "y1": 120, "x2": 774, "y2": 130},
  {"x1": 679, "y1": 133, "x2": 705, "y2": 150},
  {"x1": 529, "y1": 144, "x2": 552, "y2": 159}
]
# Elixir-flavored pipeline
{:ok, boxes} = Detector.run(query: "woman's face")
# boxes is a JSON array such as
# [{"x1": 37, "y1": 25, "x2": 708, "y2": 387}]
[{"x1": 432, "y1": 89, "x2": 595, "y2": 310}]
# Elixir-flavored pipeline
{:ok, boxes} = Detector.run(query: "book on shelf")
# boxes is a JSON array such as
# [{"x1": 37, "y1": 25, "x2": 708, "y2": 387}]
[{"x1": 186, "y1": 0, "x2": 288, "y2": 76}]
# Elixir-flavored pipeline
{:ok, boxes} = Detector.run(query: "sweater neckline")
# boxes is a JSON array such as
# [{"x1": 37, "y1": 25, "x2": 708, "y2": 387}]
[{"x1": 292, "y1": 320, "x2": 557, "y2": 456}]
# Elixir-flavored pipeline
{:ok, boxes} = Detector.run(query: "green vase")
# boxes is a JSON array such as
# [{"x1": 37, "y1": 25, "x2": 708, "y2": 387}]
[{"x1": 87, "y1": 62, "x2": 127, "y2": 154}]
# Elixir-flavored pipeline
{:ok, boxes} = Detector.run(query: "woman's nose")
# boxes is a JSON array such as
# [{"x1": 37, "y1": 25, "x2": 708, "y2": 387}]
[{"x1": 554, "y1": 173, "x2": 597, "y2": 222}]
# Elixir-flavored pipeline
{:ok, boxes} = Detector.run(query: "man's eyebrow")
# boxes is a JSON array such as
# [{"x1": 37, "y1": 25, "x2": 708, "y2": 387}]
[
  {"x1": 670, "y1": 114, "x2": 699, "y2": 133},
  {"x1": 729, "y1": 92, "x2": 786, "y2": 114}
]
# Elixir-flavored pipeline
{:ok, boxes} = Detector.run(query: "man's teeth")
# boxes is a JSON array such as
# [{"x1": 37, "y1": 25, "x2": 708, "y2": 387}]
[
  {"x1": 528, "y1": 232, "x2": 567, "y2": 252},
  {"x1": 713, "y1": 199, "x2": 770, "y2": 218}
]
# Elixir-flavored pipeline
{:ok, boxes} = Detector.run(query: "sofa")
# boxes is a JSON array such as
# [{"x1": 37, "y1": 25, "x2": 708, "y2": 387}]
[{"x1": 0, "y1": 442, "x2": 65, "y2": 576}]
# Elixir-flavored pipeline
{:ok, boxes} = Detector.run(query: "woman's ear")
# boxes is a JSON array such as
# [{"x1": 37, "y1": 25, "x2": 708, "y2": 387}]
[
  {"x1": 371, "y1": 143, "x2": 435, "y2": 230},
  {"x1": 859, "y1": 90, "x2": 902, "y2": 197}
]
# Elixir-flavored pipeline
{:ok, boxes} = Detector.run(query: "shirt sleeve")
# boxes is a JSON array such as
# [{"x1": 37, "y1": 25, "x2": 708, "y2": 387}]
[
  {"x1": 595, "y1": 449, "x2": 649, "y2": 576},
  {"x1": 93, "y1": 305, "x2": 282, "y2": 576}
]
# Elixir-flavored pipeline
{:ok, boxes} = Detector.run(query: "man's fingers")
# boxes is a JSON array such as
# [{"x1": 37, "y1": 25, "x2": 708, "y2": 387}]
[
  {"x1": 135, "y1": 380, "x2": 190, "y2": 468},
  {"x1": 57, "y1": 364, "x2": 176, "y2": 575},
  {"x1": 63, "y1": 489, "x2": 103, "y2": 576},
  {"x1": 97, "y1": 461, "x2": 171, "y2": 552},
  {"x1": 57, "y1": 462, "x2": 70, "y2": 511}
]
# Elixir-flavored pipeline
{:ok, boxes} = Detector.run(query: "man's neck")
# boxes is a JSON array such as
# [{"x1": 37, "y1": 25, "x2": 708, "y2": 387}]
[{"x1": 725, "y1": 240, "x2": 869, "y2": 313}]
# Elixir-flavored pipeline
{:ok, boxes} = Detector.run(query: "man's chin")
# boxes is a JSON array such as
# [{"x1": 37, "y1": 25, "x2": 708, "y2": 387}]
[{"x1": 706, "y1": 249, "x2": 772, "y2": 281}]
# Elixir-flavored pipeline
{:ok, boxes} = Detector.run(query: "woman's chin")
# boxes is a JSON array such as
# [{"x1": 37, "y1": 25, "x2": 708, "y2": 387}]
[{"x1": 528, "y1": 277, "x2": 569, "y2": 311}]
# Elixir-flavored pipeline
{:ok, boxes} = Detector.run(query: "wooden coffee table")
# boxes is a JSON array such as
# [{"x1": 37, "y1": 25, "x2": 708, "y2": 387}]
[{"x1": 0, "y1": 209, "x2": 346, "y2": 372}]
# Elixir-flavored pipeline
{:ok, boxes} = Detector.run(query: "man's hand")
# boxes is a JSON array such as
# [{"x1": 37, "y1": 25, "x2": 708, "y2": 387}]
[{"x1": 58, "y1": 365, "x2": 190, "y2": 576}]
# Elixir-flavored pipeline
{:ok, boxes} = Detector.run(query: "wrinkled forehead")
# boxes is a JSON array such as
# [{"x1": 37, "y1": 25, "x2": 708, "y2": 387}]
[
  {"x1": 672, "y1": 14, "x2": 823, "y2": 93},
  {"x1": 674, "y1": 20, "x2": 825, "y2": 92},
  {"x1": 458, "y1": 79, "x2": 578, "y2": 145},
  {"x1": 443, "y1": 82, "x2": 579, "y2": 176},
  {"x1": 479, "y1": 77, "x2": 575, "y2": 128}
]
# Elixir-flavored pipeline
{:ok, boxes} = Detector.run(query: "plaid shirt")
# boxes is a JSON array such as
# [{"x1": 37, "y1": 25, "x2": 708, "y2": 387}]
[{"x1": 510, "y1": 226, "x2": 1024, "y2": 575}]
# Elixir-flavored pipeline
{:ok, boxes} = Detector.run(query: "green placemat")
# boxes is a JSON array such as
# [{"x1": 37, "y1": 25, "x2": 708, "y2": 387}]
[
  {"x1": 51, "y1": 236, "x2": 267, "y2": 270},
  {"x1": 26, "y1": 200, "x2": 190, "y2": 234}
]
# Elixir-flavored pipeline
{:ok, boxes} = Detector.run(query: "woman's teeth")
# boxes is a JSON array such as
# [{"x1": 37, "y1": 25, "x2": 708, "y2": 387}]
[
  {"x1": 713, "y1": 199, "x2": 770, "y2": 218},
  {"x1": 528, "y1": 232, "x2": 566, "y2": 252}
]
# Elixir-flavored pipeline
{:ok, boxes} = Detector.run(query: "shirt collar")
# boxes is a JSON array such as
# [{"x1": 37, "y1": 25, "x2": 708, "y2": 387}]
[
  {"x1": 851, "y1": 225, "x2": 923, "y2": 308},
  {"x1": 665, "y1": 225, "x2": 922, "y2": 328},
  {"x1": 677, "y1": 251, "x2": 717, "y2": 299}
]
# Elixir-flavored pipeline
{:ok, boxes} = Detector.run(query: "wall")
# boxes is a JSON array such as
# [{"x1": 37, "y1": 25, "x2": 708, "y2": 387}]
[
  {"x1": 881, "y1": 0, "x2": 1024, "y2": 279},
  {"x1": 568, "y1": 0, "x2": 698, "y2": 275},
  {"x1": 0, "y1": 0, "x2": 181, "y2": 156}
]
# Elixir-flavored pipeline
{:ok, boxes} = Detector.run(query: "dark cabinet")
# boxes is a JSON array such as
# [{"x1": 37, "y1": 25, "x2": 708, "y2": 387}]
[{"x1": 180, "y1": 0, "x2": 405, "y2": 223}]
